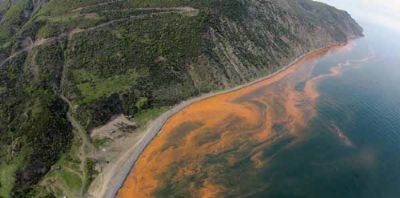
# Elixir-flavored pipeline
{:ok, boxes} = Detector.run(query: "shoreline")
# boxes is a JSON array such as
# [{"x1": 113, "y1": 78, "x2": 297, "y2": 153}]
[{"x1": 97, "y1": 41, "x2": 350, "y2": 198}]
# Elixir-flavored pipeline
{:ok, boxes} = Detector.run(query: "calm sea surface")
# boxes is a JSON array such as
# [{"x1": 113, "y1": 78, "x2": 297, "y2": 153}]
[
  {"x1": 260, "y1": 26, "x2": 400, "y2": 197},
  {"x1": 118, "y1": 19, "x2": 400, "y2": 198}
]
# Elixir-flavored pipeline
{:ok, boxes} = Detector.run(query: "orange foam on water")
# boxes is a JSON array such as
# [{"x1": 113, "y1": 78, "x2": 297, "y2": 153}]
[{"x1": 117, "y1": 43, "x2": 354, "y2": 198}]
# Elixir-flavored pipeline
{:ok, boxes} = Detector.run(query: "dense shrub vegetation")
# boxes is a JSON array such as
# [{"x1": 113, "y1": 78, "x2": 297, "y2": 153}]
[{"x1": 0, "y1": 0, "x2": 362, "y2": 196}]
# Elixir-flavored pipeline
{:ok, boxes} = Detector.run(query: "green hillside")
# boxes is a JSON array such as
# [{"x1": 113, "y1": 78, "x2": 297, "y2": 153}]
[{"x1": 0, "y1": 0, "x2": 362, "y2": 197}]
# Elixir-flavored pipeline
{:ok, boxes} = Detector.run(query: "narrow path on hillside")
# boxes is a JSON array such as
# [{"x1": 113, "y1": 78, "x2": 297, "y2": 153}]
[
  {"x1": 72, "y1": 0, "x2": 126, "y2": 12},
  {"x1": 0, "y1": 6, "x2": 198, "y2": 68},
  {"x1": 60, "y1": 95, "x2": 95, "y2": 196}
]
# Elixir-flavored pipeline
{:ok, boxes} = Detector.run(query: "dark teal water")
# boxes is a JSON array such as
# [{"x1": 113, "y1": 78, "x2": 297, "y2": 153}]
[{"x1": 251, "y1": 26, "x2": 400, "y2": 197}]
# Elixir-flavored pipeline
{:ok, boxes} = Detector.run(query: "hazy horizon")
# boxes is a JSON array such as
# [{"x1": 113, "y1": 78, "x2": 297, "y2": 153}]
[{"x1": 316, "y1": 0, "x2": 400, "y2": 32}]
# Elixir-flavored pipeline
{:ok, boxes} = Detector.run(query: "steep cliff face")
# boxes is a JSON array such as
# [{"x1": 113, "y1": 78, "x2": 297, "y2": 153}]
[
  {"x1": 189, "y1": 0, "x2": 363, "y2": 91},
  {"x1": 0, "y1": 0, "x2": 362, "y2": 196}
]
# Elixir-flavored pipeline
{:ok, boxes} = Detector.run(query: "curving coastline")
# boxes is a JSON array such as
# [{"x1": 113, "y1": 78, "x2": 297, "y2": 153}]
[{"x1": 100, "y1": 41, "x2": 353, "y2": 198}]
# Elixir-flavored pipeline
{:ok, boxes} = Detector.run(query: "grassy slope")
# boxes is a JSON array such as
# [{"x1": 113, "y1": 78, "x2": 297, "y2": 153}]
[
  {"x1": 0, "y1": 0, "x2": 30, "y2": 44},
  {"x1": 0, "y1": 0, "x2": 362, "y2": 197}
]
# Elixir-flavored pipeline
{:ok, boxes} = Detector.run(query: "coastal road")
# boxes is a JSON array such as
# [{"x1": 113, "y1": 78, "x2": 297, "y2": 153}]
[{"x1": 98, "y1": 42, "x2": 349, "y2": 198}]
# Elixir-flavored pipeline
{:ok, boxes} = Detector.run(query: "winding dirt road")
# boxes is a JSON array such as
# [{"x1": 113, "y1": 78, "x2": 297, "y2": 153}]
[{"x1": 0, "y1": 6, "x2": 198, "y2": 68}]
